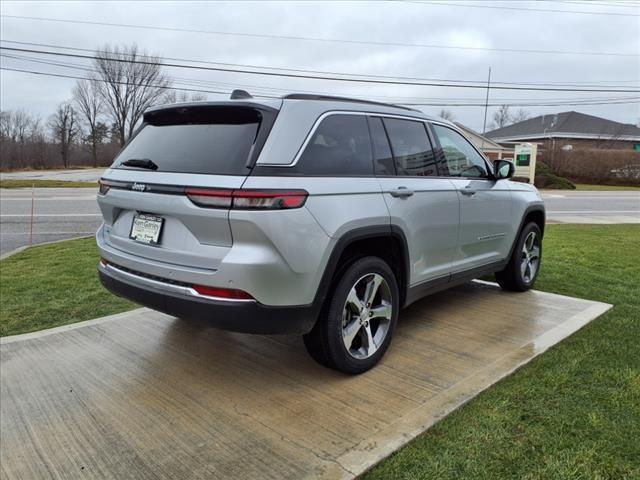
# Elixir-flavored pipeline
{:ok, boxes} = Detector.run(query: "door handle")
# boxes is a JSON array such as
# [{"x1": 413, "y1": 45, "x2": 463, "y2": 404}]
[
  {"x1": 390, "y1": 187, "x2": 414, "y2": 198},
  {"x1": 460, "y1": 187, "x2": 476, "y2": 196}
]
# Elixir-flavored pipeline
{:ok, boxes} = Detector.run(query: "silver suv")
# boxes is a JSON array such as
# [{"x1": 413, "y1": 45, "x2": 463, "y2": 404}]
[{"x1": 97, "y1": 93, "x2": 545, "y2": 374}]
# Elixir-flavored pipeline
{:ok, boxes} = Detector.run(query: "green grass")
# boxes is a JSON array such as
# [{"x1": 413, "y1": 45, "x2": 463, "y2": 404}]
[
  {"x1": 0, "y1": 179, "x2": 97, "y2": 188},
  {"x1": 0, "y1": 237, "x2": 134, "y2": 336},
  {"x1": 574, "y1": 183, "x2": 640, "y2": 191},
  {"x1": 366, "y1": 224, "x2": 640, "y2": 480}
]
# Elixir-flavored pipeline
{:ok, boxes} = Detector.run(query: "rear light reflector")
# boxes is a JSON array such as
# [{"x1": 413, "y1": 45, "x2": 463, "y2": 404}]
[
  {"x1": 185, "y1": 188, "x2": 308, "y2": 210},
  {"x1": 99, "y1": 257, "x2": 108, "y2": 266},
  {"x1": 192, "y1": 285, "x2": 254, "y2": 300}
]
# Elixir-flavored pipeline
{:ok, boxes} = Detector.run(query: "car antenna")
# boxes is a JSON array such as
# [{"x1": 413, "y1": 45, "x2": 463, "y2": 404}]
[{"x1": 230, "y1": 89, "x2": 253, "y2": 100}]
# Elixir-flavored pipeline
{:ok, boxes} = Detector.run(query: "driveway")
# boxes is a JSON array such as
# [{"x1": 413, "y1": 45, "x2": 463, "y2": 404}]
[{"x1": 0, "y1": 282, "x2": 610, "y2": 479}]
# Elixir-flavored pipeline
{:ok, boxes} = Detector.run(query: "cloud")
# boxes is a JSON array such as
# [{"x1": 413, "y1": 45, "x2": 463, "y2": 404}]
[{"x1": 1, "y1": 0, "x2": 638, "y2": 130}]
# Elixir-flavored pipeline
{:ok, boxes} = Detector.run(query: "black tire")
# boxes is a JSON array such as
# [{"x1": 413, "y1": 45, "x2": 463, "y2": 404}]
[
  {"x1": 303, "y1": 256, "x2": 400, "y2": 374},
  {"x1": 495, "y1": 222, "x2": 542, "y2": 292}
]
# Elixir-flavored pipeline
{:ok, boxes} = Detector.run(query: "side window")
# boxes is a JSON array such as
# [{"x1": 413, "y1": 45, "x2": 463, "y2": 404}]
[
  {"x1": 383, "y1": 118, "x2": 438, "y2": 177},
  {"x1": 368, "y1": 117, "x2": 395, "y2": 175},
  {"x1": 432, "y1": 124, "x2": 488, "y2": 178},
  {"x1": 297, "y1": 114, "x2": 373, "y2": 175}
]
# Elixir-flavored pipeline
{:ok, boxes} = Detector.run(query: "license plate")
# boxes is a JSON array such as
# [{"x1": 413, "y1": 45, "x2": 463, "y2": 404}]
[{"x1": 129, "y1": 213, "x2": 164, "y2": 245}]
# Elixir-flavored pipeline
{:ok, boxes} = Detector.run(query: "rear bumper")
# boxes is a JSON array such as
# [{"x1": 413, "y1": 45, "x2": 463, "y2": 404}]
[{"x1": 98, "y1": 265, "x2": 319, "y2": 335}]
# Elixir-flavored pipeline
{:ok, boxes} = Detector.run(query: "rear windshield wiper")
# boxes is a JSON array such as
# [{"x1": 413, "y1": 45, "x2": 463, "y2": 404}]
[{"x1": 120, "y1": 158, "x2": 158, "y2": 170}]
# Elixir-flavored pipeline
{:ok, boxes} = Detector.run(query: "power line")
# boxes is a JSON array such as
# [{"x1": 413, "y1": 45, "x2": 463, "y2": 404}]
[
  {"x1": 2, "y1": 46, "x2": 639, "y2": 94},
  {"x1": 3, "y1": 53, "x2": 634, "y2": 105},
  {"x1": 553, "y1": 0, "x2": 640, "y2": 8},
  {"x1": 1, "y1": 14, "x2": 637, "y2": 57},
  {"x1": 5, "y1": 53, "x2": 636, "y2": 105},
  {"x1": 2, "y1": 66, "x2": 638, "y2": 107},
  {"x1": 402, "y1": 0, "x2": 640, "y2": 16},
  {"x1": 2, "y1": 40, "x2": 638, "y2": 89}
]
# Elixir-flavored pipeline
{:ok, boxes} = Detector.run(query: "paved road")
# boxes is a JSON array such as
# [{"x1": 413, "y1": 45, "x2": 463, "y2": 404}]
[
  {"x1": 0, "y1": 188, "x2": 637, "y2": 257},
  {"x1": 0, "y1": 168, "x2": 105, "y2": 182},
  {"x1": 0, "y1": 188, "x2": 101, "y2": 256},
  {"x1": 542, "y1": 191, "x2": 639, "y2": 224}
]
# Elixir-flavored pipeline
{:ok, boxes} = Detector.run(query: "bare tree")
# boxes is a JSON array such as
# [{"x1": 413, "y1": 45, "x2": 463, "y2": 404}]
[
  {"x1": 438, "y1": 109, "x2": 455, "y2": 121},
  {"x1": 92, "y1": 44, "x2": 171, "y2": 146},
  {"x1": 49, "y1": 102, "x2": 79, "y2": 168},
  {"x1": 163, "y1": 90, "x2": 208, "y2": 104},
  {"x1": 492, "y1": 105, "x2": 511, "y2": 129},
  {"x1": 512, "y1": 108, "x2": 531, "y2": 124},
  {"x1": 73, "y1": 79, "x2": 104, "y2": 167}
]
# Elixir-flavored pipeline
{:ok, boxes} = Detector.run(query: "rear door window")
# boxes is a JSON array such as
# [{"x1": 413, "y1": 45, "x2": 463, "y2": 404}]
[
  {"x1": 113, "y1": 106, "x2": 263, "y2": 175},
  {"x1": 383, "y1": 118, "x2": 439, "y2": 177},
  {"x1": 296, "y1": 114, "x2": 373, "y2": 175}
]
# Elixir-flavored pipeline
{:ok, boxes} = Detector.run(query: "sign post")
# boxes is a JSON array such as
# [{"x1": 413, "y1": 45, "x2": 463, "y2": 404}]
[{"x1": 514, "y1": 143, "x2": 538, "y2": 184}]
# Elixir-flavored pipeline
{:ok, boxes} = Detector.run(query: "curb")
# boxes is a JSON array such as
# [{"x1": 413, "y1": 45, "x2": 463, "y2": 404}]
[{"x1": 0, "y1": 235, "x2": 93, "y2": 261}]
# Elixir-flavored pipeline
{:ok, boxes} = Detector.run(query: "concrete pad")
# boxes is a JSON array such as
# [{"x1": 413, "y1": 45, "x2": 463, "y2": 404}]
[{"x1": 0, "y1": 282, "x2": 611, "y2": 480}]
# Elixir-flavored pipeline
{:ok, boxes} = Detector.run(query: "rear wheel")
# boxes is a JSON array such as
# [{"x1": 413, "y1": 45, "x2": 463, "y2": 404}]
[
  {"x1": 495, "y1": 222, "x2": 542, "y2": 291},
  {"x1": 303, "y1": 256, "x2": 399, "y2": 374}
]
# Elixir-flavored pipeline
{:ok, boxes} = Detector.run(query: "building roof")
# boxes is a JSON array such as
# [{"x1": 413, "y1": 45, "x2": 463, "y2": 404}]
[
  {"x1": 485, "y1": 111, "x2": 640, "y2": 142},
  {"x1": 454, "y1": 123, "x2": 508, "y2": 150}
]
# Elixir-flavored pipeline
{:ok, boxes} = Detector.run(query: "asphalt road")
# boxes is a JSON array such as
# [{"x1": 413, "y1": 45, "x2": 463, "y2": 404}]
[
  {"x1": 0, "y1": 168, "x2": 105, "y2": 183},
  {"x1": 542, "y1": 191, "x2": 640, "y2": 224},
  {"x1": 0, "y1": 188, "x2": 101, "y2": 256},
  {"x1": 0, "y1": 188, "x2": 638, "y2": 257}
]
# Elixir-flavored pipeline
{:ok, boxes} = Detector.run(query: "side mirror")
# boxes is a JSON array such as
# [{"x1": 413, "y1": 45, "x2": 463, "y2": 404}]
[{"x1": 494, "y1": 159, "x2": 515, "y2": 180}]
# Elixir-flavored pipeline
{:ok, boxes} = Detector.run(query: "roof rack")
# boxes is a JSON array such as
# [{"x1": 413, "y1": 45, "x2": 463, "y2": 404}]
[{"x1": 281, "y1": 94, "x2": 421, "y2": 112}]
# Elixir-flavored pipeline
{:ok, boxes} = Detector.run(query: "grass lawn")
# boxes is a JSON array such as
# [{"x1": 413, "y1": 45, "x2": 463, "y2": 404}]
[
  {"x1": 0, "y1": 237, "x2": 134, "y2": 336},
  {"x1": 366, "y1": 224, "x2": 640, "y2": 479},
  {"x1": 0, "y1": 179, "x2": 97, "y2": 188},
  {"x1": 574, "y1": 184, "x2": 640, "y2": 191},
  {"x1": 1, "y1": 226, "x2": 639, "y2": 478}
]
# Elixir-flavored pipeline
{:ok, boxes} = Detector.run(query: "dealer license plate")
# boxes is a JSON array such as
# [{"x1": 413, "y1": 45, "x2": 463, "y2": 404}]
[{"x1": 129, "y1": 213, "x2": 164, "y2": 245}]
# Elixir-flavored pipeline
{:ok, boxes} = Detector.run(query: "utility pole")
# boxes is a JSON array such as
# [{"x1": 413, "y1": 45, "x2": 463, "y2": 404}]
[{"x1": 482, "y1": 66, "x2": 492, "y2": 135}]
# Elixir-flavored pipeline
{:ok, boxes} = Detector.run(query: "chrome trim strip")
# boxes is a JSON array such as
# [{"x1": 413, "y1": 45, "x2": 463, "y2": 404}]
[{"x1": 101, "y1": 262, "x2": 256, "y2": 303}]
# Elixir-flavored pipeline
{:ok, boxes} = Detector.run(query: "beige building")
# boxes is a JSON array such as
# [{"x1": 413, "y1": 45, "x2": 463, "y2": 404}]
[{"x1": 454, "y1": 123, "x2": 513, "y2": 160}]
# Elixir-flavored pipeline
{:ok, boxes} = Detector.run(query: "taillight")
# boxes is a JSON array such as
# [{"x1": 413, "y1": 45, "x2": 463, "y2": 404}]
[
  {"x1": 98, "y1": 179, "x2": 111, "y2": 195},
  {"x1": 192, "y1": 285, "x2": 254, "y2": 300},
  {"x1": 185, "y1": 188, "x2": 308, "y2": 210},
  {"x1": 184, "y1": 188, "x2": 233, "y2": 208},
  {"x1": 232, "y1": 190, "x2": 308, "y2": 209}
]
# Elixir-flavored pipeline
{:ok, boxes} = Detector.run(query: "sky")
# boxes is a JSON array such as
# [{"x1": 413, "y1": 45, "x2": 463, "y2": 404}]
[{"x1": 1, "y1": 0, "x2": 639, "y2": 132}]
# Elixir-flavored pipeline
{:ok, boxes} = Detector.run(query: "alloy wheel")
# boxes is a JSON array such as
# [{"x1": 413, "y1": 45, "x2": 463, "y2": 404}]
[
  {"x1": 341, "y1": 273, "x2": 393, "y2": 359},
  {"x1": 521, "y1": 231, "x2": 541, "y2": 284}
]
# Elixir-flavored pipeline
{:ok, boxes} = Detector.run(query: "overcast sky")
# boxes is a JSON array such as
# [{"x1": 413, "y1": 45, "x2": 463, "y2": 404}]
[{"x1": 1, "y1": 0, "x2": 638, "y2": 131}]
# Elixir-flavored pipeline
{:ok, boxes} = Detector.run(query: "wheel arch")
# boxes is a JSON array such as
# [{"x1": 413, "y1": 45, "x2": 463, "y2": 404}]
[
  {"x1": 312, "y1": 225, "x2": 410, "y2": 315},
  {"x1": 507, "y1": 204, "x2": 546, "y2": 260}
]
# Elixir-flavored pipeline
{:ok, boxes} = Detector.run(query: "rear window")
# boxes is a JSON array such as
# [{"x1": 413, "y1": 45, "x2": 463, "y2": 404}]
[{"x1": 113, "y1": 107, "x2": 263, "y2": 175}]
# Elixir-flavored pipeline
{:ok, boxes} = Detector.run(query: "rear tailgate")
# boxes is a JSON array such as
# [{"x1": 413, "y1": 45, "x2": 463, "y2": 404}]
[{"x1": 97, "y1": 103, "x2": 279, "y2": 270}]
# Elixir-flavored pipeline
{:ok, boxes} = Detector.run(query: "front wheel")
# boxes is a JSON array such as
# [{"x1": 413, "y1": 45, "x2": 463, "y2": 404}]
[
  {"x1": 303, "y1": 256, "x2": 399, "y2": 374},
  {"x1": 495, "y1": 222, "x2": 542, "y2": 292}
]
